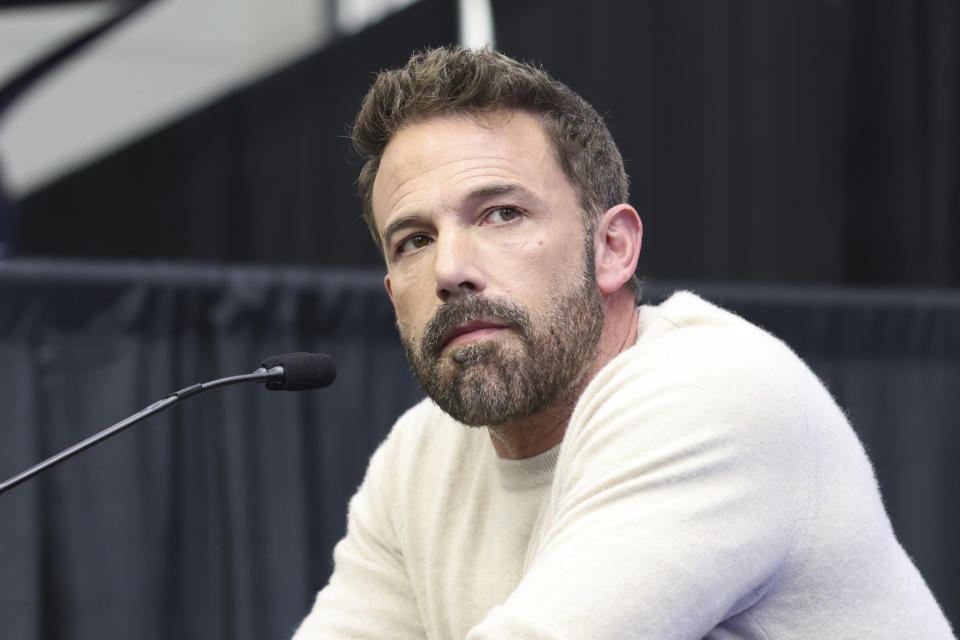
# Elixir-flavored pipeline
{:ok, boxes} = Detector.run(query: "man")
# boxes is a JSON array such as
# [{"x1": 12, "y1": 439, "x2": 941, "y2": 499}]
[{"x1": 294, "y1": 47, "x2": 952, "y2": 638}]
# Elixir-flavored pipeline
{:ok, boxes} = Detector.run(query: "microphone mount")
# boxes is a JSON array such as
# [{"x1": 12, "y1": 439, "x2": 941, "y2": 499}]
[{"x1": 0, "y1": 353, "x2": 334, "y2": 496}]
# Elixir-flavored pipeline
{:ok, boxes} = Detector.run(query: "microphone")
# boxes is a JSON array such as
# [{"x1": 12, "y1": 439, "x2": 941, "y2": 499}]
[
  {"x1": 0, "y1": 352, "x2": 336, "y2": 496},
  {"x1": 259, "y1": 352, "x2": 336, "y2": 391}
]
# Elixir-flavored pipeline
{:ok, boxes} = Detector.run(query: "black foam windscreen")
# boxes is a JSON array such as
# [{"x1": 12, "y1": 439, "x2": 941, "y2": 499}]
[{"x1": 261, "y1": 352, "x2": 336, "y2": 391}]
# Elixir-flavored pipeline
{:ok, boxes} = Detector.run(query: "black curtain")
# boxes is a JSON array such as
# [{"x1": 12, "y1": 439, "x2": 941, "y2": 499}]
[
  {"x1": 0, "y1": 170, "x2": 13, "y2": 257},
  {"x1": 15, "y1": 0, "x2": 960, "y2": 288},
  {"x1": 0, "y1": 260, "x2": 422, "y2": 639},
  {"x1": 0, "y1": 260, "x2": 957, "y2": 638},
  {"x1": 492, "y1": 0, "x2": 960, "y2": 287}
]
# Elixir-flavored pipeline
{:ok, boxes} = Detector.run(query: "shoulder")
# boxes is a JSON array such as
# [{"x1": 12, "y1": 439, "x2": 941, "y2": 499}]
[
  {"x1": 531, "y1": 293, "x2": 826, "y2": 598},
  {"x1": 578, "y1": 291, "x2": 820, "y2": 428},
  {"x1": 559, "y1": 291, "x2": 826, "y2": 497},
  {"x1": 635, "y1": 290, "x2": 808, "y2": 380}
]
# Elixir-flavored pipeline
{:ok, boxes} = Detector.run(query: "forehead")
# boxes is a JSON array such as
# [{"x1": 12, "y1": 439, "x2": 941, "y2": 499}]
[{"x1": 371, "y1": 111, "x2": 571, "y2": 229}]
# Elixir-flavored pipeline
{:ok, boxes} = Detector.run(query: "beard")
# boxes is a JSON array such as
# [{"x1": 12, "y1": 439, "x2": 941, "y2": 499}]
[{"x1": 399, "y1": 254, "x2": 605, "y2": 427}]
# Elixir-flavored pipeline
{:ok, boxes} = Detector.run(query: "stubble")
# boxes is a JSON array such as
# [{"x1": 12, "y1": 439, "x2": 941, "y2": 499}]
[{"x1": 400, "y1": 258, "x2": 604, "y2": 427}]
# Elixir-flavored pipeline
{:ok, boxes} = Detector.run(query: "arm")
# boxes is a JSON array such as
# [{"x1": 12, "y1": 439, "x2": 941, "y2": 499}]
[
  {"x1": 469, "y1": 327, "x2": 814, "y2": 639},
  {"x1": 293, "y1": 436, "x2": 425, "y2": 640}
]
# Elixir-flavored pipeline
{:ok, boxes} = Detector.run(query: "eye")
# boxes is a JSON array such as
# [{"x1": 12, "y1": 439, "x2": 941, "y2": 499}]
[
  {"x1": 484, "y1": 206, "x2": 522, "y2": 224},
  {"x1": 396, "y1": 233, "x2": 433, "y2": 256}
]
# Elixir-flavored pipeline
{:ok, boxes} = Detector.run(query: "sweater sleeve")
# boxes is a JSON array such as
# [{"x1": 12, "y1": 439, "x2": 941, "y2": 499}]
[
  {"x1": 467, "y1": 324, "x2": 814, "y2": 640},
  {"x1": 293, "y1": 417, "x2": 426, "y2": 640}
]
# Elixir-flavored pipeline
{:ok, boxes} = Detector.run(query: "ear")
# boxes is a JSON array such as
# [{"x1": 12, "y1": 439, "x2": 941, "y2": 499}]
[
  {"x1": 594, "y1": 204, "x2": 643, "y2": 295},
  {"x1": 384, "y1": 273, "x2": 396, "y2": 307}
]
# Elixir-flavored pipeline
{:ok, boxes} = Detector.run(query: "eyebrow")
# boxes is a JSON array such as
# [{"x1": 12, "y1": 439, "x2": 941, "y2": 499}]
[
  {"x1": 382, "y1": 214, "x2": 425, "y2": 247},
  {"x1": 466, "y1": 182, "x2": 523, "y2": 201}
]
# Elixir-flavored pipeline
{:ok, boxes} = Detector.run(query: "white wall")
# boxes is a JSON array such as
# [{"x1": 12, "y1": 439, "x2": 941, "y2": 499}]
[
  {"x1": 0, "y1": 0, "x2": 329, "y2": 196},
  {"x1": 0, "y1": 0, "x2": 494, "y2": 198}
]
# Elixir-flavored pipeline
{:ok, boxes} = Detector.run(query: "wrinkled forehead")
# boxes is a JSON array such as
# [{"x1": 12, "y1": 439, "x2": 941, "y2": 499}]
[{"x1": 371, "y1": 111, "x2": 564, "y2": 225}]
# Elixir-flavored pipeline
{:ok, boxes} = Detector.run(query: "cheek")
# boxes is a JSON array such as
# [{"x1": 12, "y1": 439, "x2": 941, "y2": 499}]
[
  {"x1": 388, "y1": 267, "x2": 431, "y2": 319},
  {"x1": 510, "y1": 234, "x2": 585, "y2": 291},
  {"x1": 392, "y1": 291, "x2": 434, "y2": 338}
]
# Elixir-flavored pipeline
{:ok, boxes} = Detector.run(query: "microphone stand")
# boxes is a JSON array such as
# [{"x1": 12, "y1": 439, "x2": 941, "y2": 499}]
[{"x1": 0, "y1": 366, "x2": 282, "y2": 496}]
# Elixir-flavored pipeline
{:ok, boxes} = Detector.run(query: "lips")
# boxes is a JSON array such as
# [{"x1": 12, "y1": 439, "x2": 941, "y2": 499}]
[
  {"x1": 441, "y1": 320, "x2": 509, "y2": 349},
  {"x1": 420, "y1": 296, "x2": 528, "y2": 359}
]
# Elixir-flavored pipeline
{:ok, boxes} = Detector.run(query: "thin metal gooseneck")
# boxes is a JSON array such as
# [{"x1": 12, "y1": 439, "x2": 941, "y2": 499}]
[{"x1": 0, "y1": 365, "x2": 282, "y2": 496}]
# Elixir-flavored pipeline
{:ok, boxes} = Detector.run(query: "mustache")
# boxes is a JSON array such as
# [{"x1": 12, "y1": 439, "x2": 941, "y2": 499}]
[{"x1": 420, "y1": 295, "x2": 531, "y2": 357}]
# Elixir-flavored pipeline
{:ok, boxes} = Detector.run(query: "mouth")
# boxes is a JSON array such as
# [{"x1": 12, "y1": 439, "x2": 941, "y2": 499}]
[{"x1": 441, "y1": 320, "x2": 509, "y2": 350}]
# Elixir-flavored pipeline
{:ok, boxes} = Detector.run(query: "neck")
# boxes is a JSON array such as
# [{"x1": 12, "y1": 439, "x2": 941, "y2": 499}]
[{"x1": 488, "y1": 289, "x2": 640, "y2": 459}]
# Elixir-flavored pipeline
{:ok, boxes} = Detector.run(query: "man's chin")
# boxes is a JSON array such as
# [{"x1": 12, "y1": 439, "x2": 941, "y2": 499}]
[
  {"x1": 434, "y1": 339, "x2": 498, "y2": 366},
  {"x1": 429, "y1": 353, "x2": 498, "y2": 392}
]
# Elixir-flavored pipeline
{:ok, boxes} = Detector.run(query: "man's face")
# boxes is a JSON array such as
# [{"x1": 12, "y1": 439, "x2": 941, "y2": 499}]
[{"x1": 372, "y1": 111, "x2": 604, "y2": 426}]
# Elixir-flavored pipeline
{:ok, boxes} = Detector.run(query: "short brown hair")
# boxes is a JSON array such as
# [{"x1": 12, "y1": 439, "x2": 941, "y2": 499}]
[{"x1": 352, "y1": 47, "x2": 638, "y2": 296}]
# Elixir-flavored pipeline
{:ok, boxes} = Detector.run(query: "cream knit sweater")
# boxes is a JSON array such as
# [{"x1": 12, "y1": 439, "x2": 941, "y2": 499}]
[{"x1": 294, "y1": 292, "x2": 953, "y2": 639}]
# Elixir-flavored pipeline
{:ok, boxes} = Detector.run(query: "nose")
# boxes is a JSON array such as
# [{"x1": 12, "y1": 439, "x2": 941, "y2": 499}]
[{"x1": 433, "y1": 228, "x2": 485, "y2": 301}]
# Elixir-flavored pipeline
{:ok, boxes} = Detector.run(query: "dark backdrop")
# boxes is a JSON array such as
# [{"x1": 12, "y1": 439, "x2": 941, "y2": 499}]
[
  {"x1": 13, "y1": 0, "x2": 959, "y2": 287},
  {"x1": 0, "y1": 260, "x2": 957, "y2": 638}
]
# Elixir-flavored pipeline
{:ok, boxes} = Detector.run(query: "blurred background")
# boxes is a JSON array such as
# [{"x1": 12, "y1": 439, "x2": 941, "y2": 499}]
[{"x1": 0, "y1": 0, "x2": 956, "y2": 638}]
